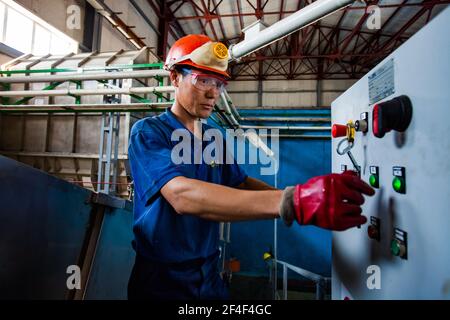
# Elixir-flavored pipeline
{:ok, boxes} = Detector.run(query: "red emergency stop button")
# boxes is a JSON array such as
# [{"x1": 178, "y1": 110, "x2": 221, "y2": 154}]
[
  {"x1": 332, "y1": 124, "x2": 347, "y2": 138},
  {"x1": 367, "y1": 216, "x2": 380, "y2": 241},
  {"x1": 372, "y1": 95, "x2": 413, "y2": 138},
  {"x1": 368, "y1": 225, "x2": 379, "y2": 240}
]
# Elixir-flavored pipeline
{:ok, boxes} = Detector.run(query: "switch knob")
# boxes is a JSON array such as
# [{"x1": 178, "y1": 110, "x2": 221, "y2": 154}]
[
  {"x1": 372, "y1": 95, "x2": 413, "y2": 138},
  {"x1": 355, "y1": 119, "x2": 368, "y2": 133}
]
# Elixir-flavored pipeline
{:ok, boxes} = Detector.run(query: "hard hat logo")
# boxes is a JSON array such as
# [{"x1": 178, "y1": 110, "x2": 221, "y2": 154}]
[
  {"x1": 190, "y1": 41, "x2": 228, "y2": 72},
  {"x1": 213, "y1": 43, "x2": 228, "y2": 59}
]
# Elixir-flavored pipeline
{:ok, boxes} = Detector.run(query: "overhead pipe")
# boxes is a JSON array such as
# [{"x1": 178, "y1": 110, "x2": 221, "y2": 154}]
[
  {"x1": 1, "y1": 96, "x2": 237, "y2": 128},
  {"x1": 0, "y1": 102, "x2": 172, "y2": 111},
  {"x1": 0, "y1": 70, "x2": 170, "y2": 84},
  {"x1": 1, "y1": 95, "x2": 237, "y2": 129},
  {"x1": 0, "y1": 86, "x2": 175, "y2": 97},
  {"x1": 229, "y1": 0, "x2": 356, "y2": 60}
]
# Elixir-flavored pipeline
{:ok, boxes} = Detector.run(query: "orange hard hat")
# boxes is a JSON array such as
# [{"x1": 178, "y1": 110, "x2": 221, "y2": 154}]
[{"x1": 164, "y1": 34, "x2": 230, "y2": 79}]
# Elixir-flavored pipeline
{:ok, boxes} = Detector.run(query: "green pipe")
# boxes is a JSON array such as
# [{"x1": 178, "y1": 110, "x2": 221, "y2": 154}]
[
  {"x1": 0, "y1": 63, "x2": 164, "y2": 75},
  {"x1": 75, "y1": 81, "x2": 82, "y2": 105},
  {"x1": 1, "y1": 83, "x2": 11, "y2": 104},
  {"x1": 130, "y1": 93, "x2": 152, "y2": 103},
  {"x1": 157, "y1": 76, "x2": 164, "y2": 103},
  {"x1": 209, "y1": 114, "x2": 224, "y2": 128},
  {"x1": 0, "y1": 107, "x2": 171, "y2": 113}
]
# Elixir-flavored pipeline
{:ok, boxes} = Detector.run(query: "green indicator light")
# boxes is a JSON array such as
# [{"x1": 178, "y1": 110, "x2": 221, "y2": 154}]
[
  {"x1": 369, "y1": 174, "x2": 379, "y2": 188},
  {"x1": 390, "y1": 240, "x2": 400, "y2": 256},
  {"x1": 392, "y1": 176, "x2": 405, "y2": 193}
]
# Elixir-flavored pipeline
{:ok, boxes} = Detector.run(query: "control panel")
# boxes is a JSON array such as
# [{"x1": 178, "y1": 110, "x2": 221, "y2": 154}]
[{"x1": 331, "y1": 7, "x2": 450, "y2": 299}]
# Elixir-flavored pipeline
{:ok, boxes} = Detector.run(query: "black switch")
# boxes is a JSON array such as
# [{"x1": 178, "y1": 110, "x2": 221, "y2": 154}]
[{"x1": 372, "y1": 95, "x2": 413, "y2": 138}]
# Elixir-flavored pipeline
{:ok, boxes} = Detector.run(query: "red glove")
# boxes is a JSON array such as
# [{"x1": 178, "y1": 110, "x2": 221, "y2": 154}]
[{"x1": 280, "y1": 171, "x2": 375, "y2": 231}]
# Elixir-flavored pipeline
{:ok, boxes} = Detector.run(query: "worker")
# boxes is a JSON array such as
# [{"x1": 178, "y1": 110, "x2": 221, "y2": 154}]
[{"x1": 127, "y1": 34, "x2": 375, "y2": 300}]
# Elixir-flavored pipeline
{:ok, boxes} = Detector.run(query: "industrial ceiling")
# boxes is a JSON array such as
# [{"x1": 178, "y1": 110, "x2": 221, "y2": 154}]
[{"x1": 139, "y1": 0, "x2": 449, "y2": 80}]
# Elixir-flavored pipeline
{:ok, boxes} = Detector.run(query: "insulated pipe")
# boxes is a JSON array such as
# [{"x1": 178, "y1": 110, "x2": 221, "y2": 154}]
[
  {"x1": 220, "y1": 92, "x2": 239, "y2": 127},
  {"x1": 223, "y1": 90, "x2": 241, "y2": 120},
  {"x1": 258, "y1": 134, "x2": 330, "y2": 139},
  {"x1": 0, "y1": 102, "x2": 172, "y2": 109},
  {"x1": 0, "y1": 86, "x2": 175, "y2": 97},
  {"x1": 240, "y1": 125, "x2": 331, "y2": 131},
  {"x1": 229, "y1": 0, "x2": 355, "y2": 60},
  {"x1": 0, "y1": 70, "x2": 170, "y2": 84},
  {"x1": 240, "y1": 117, "x2": 331, "y2": 122}
]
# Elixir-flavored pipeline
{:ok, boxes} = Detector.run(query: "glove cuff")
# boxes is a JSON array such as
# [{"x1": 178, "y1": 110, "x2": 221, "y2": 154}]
[{"x1": 279, "y1": 186, "x2": 296, "y2": 227}]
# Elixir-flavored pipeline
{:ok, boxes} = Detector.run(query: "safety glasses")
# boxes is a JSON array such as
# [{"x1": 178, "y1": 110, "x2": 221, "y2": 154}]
[{"x1": 180, "y1": 68, "x2": 228, "y2": 93}]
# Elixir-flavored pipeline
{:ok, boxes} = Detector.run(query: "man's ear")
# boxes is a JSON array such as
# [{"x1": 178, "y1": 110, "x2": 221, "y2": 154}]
[{"x1": 170, "y1": 70, "x2": 180, "y2": 87}]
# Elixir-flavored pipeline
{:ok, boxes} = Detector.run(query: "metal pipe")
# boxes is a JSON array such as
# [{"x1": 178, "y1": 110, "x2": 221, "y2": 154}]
[
  {"x1": 0, "y1": 150, "x2": 128, "y2": 159},
  {"x1": 227, "y1": 90, "x2": 344, "y2": 94},
  {"x1": 0, "y1": 86, "x2": 175, "y2": 97},
  {"x1": 213, "y1": 107, "x2": 235, "y2": 128},
  {"x1": 259, "y1": 134, "x2": 330, "y2": 139},
  {"x1": 0, "y1": 70, "x2": 170, "y2": 84},
  {"x1": 241, "y1": 117, "x2": 330, "y2": 122},
  {"x1": 223, "y1": 90, "x2": 241, "y2": 120},
  {"x1": 220, "y1": 92, "x2": 239, "y2": 127},
  {"x1": 275, "y1": 259, "x2": 331, "y2": 300},
  {"x1": 229, "y1": 0, "x2": 355, "y2": 60},
  {"x1": 237, "y1": 106, "x2": 330, "y2": 110},
  {"x1": 0, "y1": 102, "x2": 172, "y2": 113},
  {"x1": 240, "y1": 125, "x2": 331, "y2": 131}
]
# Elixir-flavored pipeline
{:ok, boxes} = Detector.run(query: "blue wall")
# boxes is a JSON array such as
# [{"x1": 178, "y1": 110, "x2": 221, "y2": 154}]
[
  {"x1": 209, "y1": 108, "x2": 332, "y2": 278},
  {"x1": 229, "y1": 138, "x2": 332, "y2": 278}
]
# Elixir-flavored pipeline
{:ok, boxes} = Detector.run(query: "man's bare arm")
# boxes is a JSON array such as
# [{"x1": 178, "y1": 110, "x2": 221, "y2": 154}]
[
  {"x1": 161, "y1": 176, "x2": 282, "y2": 222},
  {"x1": 236, "y1": 176, "x2": 278, "y2": 191}
]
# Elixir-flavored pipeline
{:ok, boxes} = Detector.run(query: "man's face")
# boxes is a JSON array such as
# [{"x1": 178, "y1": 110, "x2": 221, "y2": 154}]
[{"x1": 172, "y1": 67, "x2": 227, "y2": 119}]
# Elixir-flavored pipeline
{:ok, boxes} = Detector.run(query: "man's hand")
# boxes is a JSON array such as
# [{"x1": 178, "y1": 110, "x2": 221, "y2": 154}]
[{"x1": 279, "y1": 171, "x2": 375, "y2": 231}]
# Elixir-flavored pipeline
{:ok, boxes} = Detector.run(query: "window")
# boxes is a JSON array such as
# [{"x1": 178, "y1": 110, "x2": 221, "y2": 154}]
[
  {"x1": 4, "y1": 7, "x2": 33, "y2": 53},
  {"x1": 0, "y1": 0, "x2": 78, "y2": 55},
  {"x1": 0, "y1": 2, "x2": 5, "y2": 42},
  {"x1": 50, "y1": 34, "x2": 72, "y2": 55},
  {"x1": 33, "y1": 24, "x2": 51, "y2": 55}
]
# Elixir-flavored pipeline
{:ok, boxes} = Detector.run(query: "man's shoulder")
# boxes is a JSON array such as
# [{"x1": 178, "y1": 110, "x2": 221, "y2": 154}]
[{"x1": 130, "y1": 114, "x2": 169, "y2": 137}]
